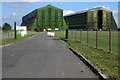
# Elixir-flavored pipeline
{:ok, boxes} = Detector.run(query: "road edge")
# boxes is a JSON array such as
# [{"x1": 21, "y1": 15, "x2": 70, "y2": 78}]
[{"x1": 60, "y1": 39, "x2": 108, "y2": 80}]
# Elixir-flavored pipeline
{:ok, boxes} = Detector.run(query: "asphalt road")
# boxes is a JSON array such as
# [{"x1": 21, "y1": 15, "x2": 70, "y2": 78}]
[{"x1": 2, "y1": 32, "x2": 98, "y2": 78}]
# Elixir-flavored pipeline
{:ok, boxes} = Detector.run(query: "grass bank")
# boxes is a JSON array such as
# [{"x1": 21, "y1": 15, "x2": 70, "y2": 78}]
[
  {"x1": 2, "y1": 31, "x2": 39, "y2": 46},
  {"x1": 67, "y1": 41, "x2": 118, "y2": 79},
  {"x1": 55, "y1": 31, "x2": 119, "y2": 80}
]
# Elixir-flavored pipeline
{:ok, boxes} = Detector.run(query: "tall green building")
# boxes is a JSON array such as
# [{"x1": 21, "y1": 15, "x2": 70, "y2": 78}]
[
  {"x1": 64, "y1": 7, "x2": 117, "y2": 30},
  {"x1": 21, "y1": 5, "x2": 67, "y2": 30}
]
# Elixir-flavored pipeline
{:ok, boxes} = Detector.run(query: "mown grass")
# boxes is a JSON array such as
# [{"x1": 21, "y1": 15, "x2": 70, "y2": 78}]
[
  {"x1": 67, "y1": 41, "x2": 118, "y2": 79},
  {"x1": 59, "y1": 31, "x2": 118, "y2": 54},
  {"x1": 55, "y1": 31, "x2": 66, "y2": 40},
  {"x1": 1, "y1": 31, "x2": 39, "y2": 45},
  {"x1": 55, "y1": 31, "x2": 119, "y2": 80}
]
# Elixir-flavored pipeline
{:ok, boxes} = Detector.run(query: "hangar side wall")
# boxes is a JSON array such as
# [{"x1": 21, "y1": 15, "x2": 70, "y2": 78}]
[
  {"x1": 64, "y1": 12, "x2": 87, "y2": 29},
  {"x1": 87, "y1": 8, "x2": 117, "y2": 30},
  {"x1": 64, "y1": 7, "x2": 117, "y2": 30},
  {"x1": 21, "y1": 10, "x2": 37, "y2": 30},
  {"x1": 21, "y1": 5, "x2": 68, "y2": 30}
]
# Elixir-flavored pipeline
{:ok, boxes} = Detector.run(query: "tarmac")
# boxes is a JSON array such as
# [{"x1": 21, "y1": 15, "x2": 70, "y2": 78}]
[{"x1": 2, "y1": 32, "x2": 98, "y2": 78}]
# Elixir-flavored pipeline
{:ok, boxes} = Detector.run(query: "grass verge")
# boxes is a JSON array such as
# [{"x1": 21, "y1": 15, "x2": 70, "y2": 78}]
[
  {"x1": 67, "y1": 41, "x2": 119, "y2": 80},
  {"x1": 2, "y1": 31, "x2": 39, "y2": 46},
  {"x1": 55, "y1": 31, "x2": 119, "y2": 80}
]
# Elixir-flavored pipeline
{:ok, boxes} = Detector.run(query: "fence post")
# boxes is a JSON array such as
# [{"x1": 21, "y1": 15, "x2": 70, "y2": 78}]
[
  {"x1": 109, "y1": 29, "x2": 112, "y2": 53},
  {"x1": 86, "y1": 29, "x2": 89, "y2": 46},
  {"x1": 96, "y1": 29, "x2": 98, "y2": 49},
  {"x1": 80, "y1": 29, "x2": 82, "y2": 43},
  {"x1": 71, "y1": 30, "x2": 73, "y2": 40},
  {"x1": 14, "y1": 22, "x2": 17, "y2": 39},
  {"x1": 74, "y1": 30, "x2": 75, "y2": 41},
  {"x1": 8, "y1": 30, "x2": 10, "y2": 40},
  {"x1": 65, "y1": 29, "x2": 68, "y2": 41},
  {"x1": 75, "y1": 30, "x2": 76, "y2": 41}
]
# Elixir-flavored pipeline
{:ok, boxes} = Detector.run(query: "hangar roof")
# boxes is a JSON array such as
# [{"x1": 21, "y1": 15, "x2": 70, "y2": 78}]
[{"x1": 64, "y1": 7, "x2": 111, "y2": 17}]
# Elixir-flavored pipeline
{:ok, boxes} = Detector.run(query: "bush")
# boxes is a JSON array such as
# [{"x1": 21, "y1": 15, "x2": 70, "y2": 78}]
[
  {"x1": 34, "y1": 26, "x2": 43, "y2": 32},
  {"x1": 27, "y1": 26, "x2": 32, "y2": 31},
  {"x1": 2, "y1": 23, "x2": 12, "y2": 31},
  {"x1": 34, "y1": 27, "x2": 40, "y2": 32}
]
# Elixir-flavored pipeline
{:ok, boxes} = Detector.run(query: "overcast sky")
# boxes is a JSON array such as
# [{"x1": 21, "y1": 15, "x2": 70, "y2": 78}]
[{"x1": 1, "y1": 2, "x2": 119, "y2": 28}]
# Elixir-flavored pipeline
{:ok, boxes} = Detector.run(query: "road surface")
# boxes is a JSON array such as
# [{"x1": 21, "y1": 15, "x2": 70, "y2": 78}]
[{"x1": 2, "y1": 32, "x2": 98, "y2": 78}]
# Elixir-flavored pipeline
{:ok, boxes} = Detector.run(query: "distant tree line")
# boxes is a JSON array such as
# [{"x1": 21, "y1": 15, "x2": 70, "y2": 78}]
[
  {"x1": 1, "y1": 22, "x2": 43, "y2": 32},
  {"x1": 33, "y1": 26, "x2": 44, "y2": 32}
]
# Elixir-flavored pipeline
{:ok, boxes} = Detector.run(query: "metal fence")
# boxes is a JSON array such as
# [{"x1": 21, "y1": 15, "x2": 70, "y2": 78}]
[
  {"x1": 2, "y1": 30, "x2": 14, "y2": 41},
  {"x1": 65, "y1": 29, "x2": 118, "y2": 54}
]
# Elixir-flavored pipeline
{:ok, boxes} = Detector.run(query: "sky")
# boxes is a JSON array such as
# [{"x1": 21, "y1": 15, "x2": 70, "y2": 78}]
[
  {"x1": 1, "y1": 0, "x2": 120, "y2": 2},
  {"x1": 1, "y1": 2, "x2": 119, "y2": 28}
]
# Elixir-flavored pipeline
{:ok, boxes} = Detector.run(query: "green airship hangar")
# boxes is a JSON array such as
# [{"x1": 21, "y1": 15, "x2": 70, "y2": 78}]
[{"x1": 21, "y1": 5, "x2": 117, "y2": 31}]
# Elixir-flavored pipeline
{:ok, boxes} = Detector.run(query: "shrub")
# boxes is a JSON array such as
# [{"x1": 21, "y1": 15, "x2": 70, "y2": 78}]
[
  {"x1": 34, "y1": 26, "x2": 43, "y2": 32},
  {"x1": 34, "y1": 27, "x2": 40, "y2": 32},
  {"x1": 2, "y1": 23, "x2": 12, "y2": 32}
]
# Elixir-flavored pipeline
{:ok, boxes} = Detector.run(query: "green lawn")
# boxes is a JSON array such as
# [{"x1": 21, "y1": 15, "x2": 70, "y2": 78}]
[
  {"x1": 55, "y1": 31, "x2": 66, "y2": 40},
  {"x1": 56, "y1": 31, "x2": 118, "y2": 54},
  {"x1": 1, "y1": 31, "x2": 39, "y2": 45},
  {"x1": 55, "y1": 31, "x2": 119, "y2": 79}
]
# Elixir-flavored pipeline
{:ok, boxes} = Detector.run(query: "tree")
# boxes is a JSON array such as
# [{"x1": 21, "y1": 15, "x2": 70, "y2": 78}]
[
  {"x1": 34, "y1": 27, "x2": 40, "y2": 32},
  {"x1": 34, "y1": 26, "x2": 43, "y2": 32},
  {"x1": 2, "y1": 23, "x2": 12, "y2": 31},
  {"x1": 0, "y1": 26, "x2": 2, "y2": 30}
]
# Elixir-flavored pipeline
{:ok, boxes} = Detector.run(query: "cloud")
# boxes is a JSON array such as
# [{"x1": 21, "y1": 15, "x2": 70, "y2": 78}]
[
  {"x1": 3, "y1": 12, "x2": 17, "y2": 19},
  {"x1": 63, "y1": 10, "x2": 75, "y2": 16},
  {"x1": 12, "y1": 12, "x2": 16, "y2": 16},
  {"x1": 112, "y1": 10, "x2": 118, "y2": 26},
  {"x1": 93, "y1": 6, "x2": 111, "y2": 10},
  {"x1": 113, "y1": 10, "x2": 118, "y2": 14},
  {"x1": 2, "y1": 15, "x2": 22, "y2": 28},
  {"x1": 93, "y1": 7, "x2": 117, "y2": 26},
  {"x1": 103, "y1": 6, "x2": 111, "y2": 10},
  {"x1": 2, "y1": 0, "x2": 40, "y2": 2},
  {"x1": 2, "y1": 13, "x2": 22, "y2": 28},
  {"x1": 11, "y1": 2, "x2": 27, "y2": 7},
  {"x1": 11, "y1": 3, "x2": 20, "y2": 7},
  {"x1": 84, "y1": 9, "x2": 88, "y2": 10}
]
